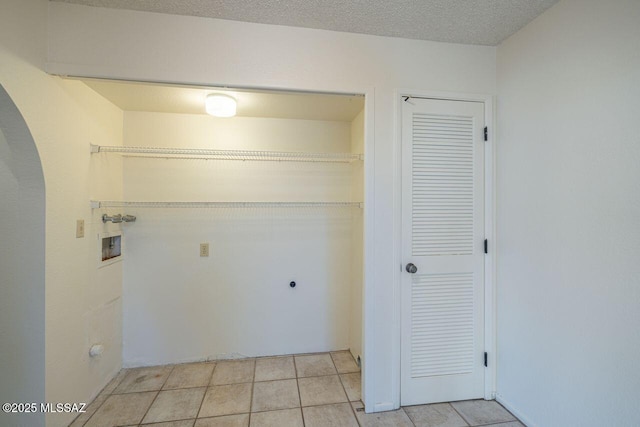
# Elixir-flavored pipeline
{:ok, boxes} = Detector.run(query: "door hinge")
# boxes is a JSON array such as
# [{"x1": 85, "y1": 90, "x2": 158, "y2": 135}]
[
  {"x1": 484, "y1": 352, "x2": 488, "y2": 367},
  {"x1": 484, "y1": 126, "x2": 488, "y2": 141},
  {"x1": 484, "y1": 239, "x2": 488, "y2": 254}
]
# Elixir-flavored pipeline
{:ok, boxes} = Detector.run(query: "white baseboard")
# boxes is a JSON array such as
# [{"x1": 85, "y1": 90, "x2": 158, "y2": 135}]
[
  {"x1": 495, "y1": 393, "x2": 536, "y2": 427},
  {"x1": 370, "y1": 402, "x2": 397, "y2": 413}
]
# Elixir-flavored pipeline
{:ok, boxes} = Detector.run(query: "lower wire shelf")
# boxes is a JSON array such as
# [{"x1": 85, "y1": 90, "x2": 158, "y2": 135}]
[{"x1": 90, "y1": 200, "x2": 363, "y2": 209}]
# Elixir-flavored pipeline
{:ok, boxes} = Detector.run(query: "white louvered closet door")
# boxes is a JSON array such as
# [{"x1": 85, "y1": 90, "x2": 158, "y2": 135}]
[{"x1": 401, "y1": 98, "x2": 485, "y2": 405}]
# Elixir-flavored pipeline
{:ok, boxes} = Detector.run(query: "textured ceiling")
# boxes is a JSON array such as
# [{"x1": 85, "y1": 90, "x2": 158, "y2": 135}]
[
  {"x1": 51, "y1": 0, "x2": 558, "y2": 46},
  {"x1": 81, "y1": 79, "x2": 364, "y2": 121}
]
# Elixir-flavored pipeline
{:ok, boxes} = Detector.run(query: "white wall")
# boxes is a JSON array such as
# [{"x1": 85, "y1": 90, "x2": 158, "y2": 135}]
[
  {"x1": 118, "y1": 111, "x2": 360, "y2": 366},
  {"x1": 0, "y1": 85, "x2": 46, "y2": 427},
  {"x1": 0, "y1": 1, "x2": 125, "y2": 426},
  {"x1": 46, "y1": 3, "x2": 496, "y2": 410},
  {"x1": 496, "y1": 0, "x2": 640, "y2": 425}
]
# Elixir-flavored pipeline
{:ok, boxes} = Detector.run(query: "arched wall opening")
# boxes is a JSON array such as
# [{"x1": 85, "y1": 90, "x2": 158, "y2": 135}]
[{"x1": 0, "y1": 84, "x2": 46, "y2": 427}]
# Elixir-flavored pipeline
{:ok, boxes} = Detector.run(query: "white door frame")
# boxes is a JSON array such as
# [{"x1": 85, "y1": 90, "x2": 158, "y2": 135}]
[{"x1": 393, "y1": 89, "x2": 496, "y2": 405}]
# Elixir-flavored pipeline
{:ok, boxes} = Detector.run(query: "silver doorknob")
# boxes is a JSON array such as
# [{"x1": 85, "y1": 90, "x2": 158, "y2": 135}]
[{"x1": 406, "y1": 263, "x2": 417, "y2": 274}]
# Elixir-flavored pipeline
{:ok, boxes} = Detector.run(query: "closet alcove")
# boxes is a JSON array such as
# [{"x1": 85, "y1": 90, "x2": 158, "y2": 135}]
[{"x1": 86, "y1": 79, "x2": 365, "y2": 368}]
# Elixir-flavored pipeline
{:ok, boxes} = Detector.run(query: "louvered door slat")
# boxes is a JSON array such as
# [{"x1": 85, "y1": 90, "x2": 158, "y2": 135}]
[
  {"x1": 411, "y1": 273, "x2": 475, "y2": 378},
  {"x1": 412, "y1": 112, "x2": 474, "y2": 257}
]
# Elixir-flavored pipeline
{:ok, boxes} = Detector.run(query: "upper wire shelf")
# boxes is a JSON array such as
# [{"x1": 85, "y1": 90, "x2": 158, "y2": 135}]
[
  {"x1": 90, "y1": 201, "x2": 363, "y2": 209},
  {"x1": 91, "y1": 144, "x2": 363, "y2": 163}
]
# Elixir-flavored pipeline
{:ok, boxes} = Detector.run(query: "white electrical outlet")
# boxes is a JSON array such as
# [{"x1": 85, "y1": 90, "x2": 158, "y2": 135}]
[
  {"x1": 200, "y1": 243, "x2": 209, "y2": 257},
  {"x1": 76, "y1": 219, "x2": 85, "y2": 238}
]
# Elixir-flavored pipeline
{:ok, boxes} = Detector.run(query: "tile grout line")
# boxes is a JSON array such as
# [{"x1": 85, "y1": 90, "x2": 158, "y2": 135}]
[
  {"x1": 248, "y1": 357, "x2": 256, "y2": 426},
  {"x1": 284, "y1": 372, "x2": 345, "y2": 379},
  {"x1": 471, "y1": 418, "x2": 522, "y2": 427},
  {"x1": 447, "y1": 399, "x2": 524, "y2": 426},
  {"x1": 399, "y1": 405, "x2": 418, "y2": 427},
  {"x1": 400, "y1": 398, "x2": 417, "y2": 427},
  {"x1": 495, "y1": 403, "x2": 522, "y2": 426},
  {"x1": 264, "y1": 400, "x2": 369, "y2": 411},
  {"x1": 330, "y1": 351, "x2": 362, "y2": 427},
  {"x1": 408, "y1": 408, "x2": 418, "y2": 427},
  {"x1": 129, "y1": 390, "x2": 160, "y2": 424},
  {"x1": 80, "y1": 368, "x2": 131, "y2": 426},
  {"x1": 78, "y1": 368, "x2": 127, "y2": 427},
  {"x1": 137, "y1": 365, "x2": 176, "y2": 425},
  {"x1": 336, "y1": 371, "x2": 362, "y2": 402},
  {"x1": 292, "y1": 354, "x2": 306, "y2": 427},
  {"x1": 194, "y1": 361, "x2": 217, "y2": 421},
  {"x1": 79, "y1": 386, "x2": 111, "y2": 425},
  {"x1": 136, "y1": 415, "x2": 198, "y2": 425},
  {"x1": 448, "y1": 402, "x2": 472, "y2": 426}
]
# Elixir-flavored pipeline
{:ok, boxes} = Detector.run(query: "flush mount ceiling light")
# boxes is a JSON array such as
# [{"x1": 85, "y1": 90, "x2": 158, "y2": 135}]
[{"x1": 205, "y1": 93, "x2": 237, "y2": 117}]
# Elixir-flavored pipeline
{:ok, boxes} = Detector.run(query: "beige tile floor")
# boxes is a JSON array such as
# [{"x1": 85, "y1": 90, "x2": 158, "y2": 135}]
[{"x1": 70, "y1": 351, "x2": 523, "y2": 427}]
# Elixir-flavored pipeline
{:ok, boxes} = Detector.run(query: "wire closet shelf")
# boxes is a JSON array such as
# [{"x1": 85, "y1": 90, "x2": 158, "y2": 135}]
[
  {"x1": 90, "y1": 201, "x2": 363, "y2": 209},
  {"x1": 91, "y1": 144, "x2": 363, "y2": 163}
]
